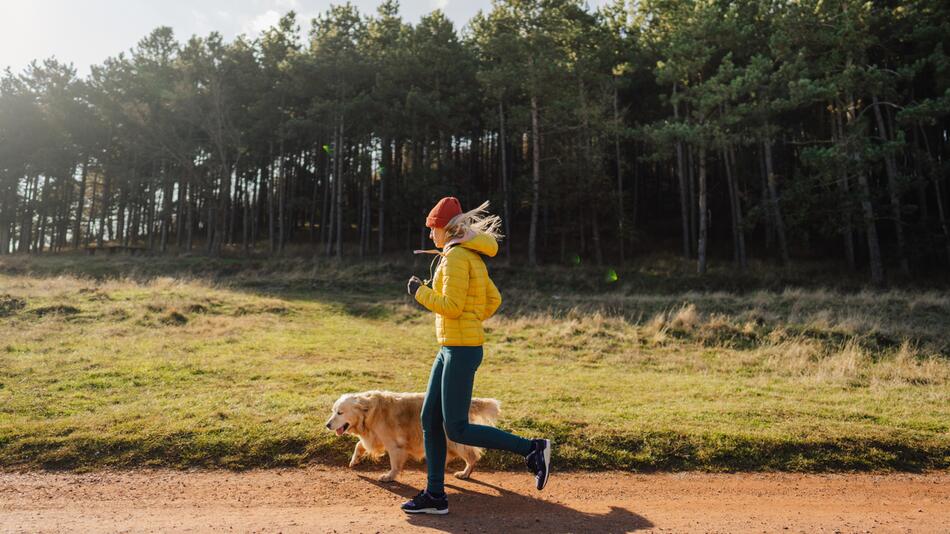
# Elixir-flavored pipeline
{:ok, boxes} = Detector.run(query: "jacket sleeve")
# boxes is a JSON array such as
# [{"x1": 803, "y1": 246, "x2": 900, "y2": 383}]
[
  {"x1": 414, "y1": 251, "x2": 469, "y2": 319},
  {"x1": 485, "y1": 277, "x2": 502, "y2": 319}
]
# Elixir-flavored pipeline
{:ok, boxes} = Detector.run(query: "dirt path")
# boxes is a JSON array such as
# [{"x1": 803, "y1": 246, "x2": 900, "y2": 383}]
[{"x1": 1, "y1": 466, "x2": 947, "y2": 533}]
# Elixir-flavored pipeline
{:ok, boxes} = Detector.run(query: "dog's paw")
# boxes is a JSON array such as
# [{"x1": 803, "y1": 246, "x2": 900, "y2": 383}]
[
  {"x1": 348, "y1": 460, "x2": 360, "y2": 468},
  {"x1": 453, "y1": 470, "x2": 471, "y2": 479},
  {"x1": 379, "y1": 473, "x2": 397, "y2": 482}
]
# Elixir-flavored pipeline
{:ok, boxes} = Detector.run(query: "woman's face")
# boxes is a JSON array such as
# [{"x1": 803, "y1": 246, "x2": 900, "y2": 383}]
[{"x1": 430, "y1": 226, "x2": 448, "y2": 248}]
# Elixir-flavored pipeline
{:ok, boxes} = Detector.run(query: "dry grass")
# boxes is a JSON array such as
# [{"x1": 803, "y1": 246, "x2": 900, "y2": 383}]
[{"x1": 0, "y1": 255, "x2": 948, "y2": 472}]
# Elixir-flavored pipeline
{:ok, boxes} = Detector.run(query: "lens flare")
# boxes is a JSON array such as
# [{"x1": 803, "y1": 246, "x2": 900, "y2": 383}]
[
  {"x1": 571, "y1": 254, "x2": 581, "y2": 265},
  {"x1": 605, "y1": 268, "x2": 618, "y2": 283}
]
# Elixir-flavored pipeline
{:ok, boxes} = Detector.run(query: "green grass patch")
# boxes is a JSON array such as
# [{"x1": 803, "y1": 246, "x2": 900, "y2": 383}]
[{"x1": 0, "y1": 255, "x2": 948, "y2": 472}]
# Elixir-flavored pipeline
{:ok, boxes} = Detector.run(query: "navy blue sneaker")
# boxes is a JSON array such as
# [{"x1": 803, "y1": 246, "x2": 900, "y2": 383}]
[
  {"x1": 401, "y1": 489, "x2": 448, "y2": 515},
  {"x1": 525, "y1": 438, "x2": 552, "y2": 490}
]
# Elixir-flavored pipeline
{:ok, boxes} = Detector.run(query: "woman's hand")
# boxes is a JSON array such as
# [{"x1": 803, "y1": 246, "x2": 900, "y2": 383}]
[{"x1": 407, "y1": 276, "x2": 423, "y2": 297}]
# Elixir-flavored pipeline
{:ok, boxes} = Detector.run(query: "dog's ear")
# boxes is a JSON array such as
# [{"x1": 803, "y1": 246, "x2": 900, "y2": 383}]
[
  {"x1": 350, "y1": 395, "x2": 372, "y2": 434},
  {"x1": 353, "y1": 395, "x2": 371, "y2": 412}
]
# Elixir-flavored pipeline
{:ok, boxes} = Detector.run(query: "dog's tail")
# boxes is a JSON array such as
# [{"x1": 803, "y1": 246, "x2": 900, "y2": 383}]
[{"x1": 469, "y1": 397, "x2": 501, "y2": 425}]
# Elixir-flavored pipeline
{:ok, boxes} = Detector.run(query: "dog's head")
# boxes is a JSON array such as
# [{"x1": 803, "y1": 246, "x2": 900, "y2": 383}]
[{"x1": 325, "y1": 393, "x2": 370, "y2": 436}]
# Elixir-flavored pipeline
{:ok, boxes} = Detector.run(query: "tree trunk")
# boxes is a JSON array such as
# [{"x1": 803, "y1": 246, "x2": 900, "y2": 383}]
[
  {"x1": 176, "y1": 171, "x2": 185, "y2": 251},
  {"x1": 358, "y1": 143, "x2": 366, "y2": 258},
  {"x1": 673, "y1": 83, "x2": 690, "y2": 259},
  {"x1": 185, "y1": 178, "x2": 194, "y2": 252},
  {"x1": 243, "y1": 174, "x2": 250, "y2": 257},
  {"x1": 363, "y1": 147, "x2": 370, "y2": 257},
  {"x1": 309, "y1": 149, "x2": 319, "y2": 244},
  {"x1": 206, "y1": 194, "x2": 215, "y2": 254},
  {"x1": 228, "y1": 168, "x2": 239, "y2": 246},
  {"x1": 146, "y1": 180, "x2": 156, "y2": 251},
  {"x1": 578, "y1": 78, "x2": 601, "y2": 266},
  {"x1": 213, "y1": 157, "x2": 230, "y2": 257},
  {"x1": 872, "y1": 94, "x2": 909, "y2": 275},
  {"x1": 72, "y1": 158, "x2": 89, "y2": 249},
  {"x1": 499, "y1": 101, "x2": 511, "y2": 263},
  {"x1": 723, "y1": 145, "x2": 747, "y2": 270},
  {"x1": 697, "y1": 145, "x2": 708, "y2": 274},
  {"x1": 85, "y1": 169, "x2": 97, "y2": 248},
  {"x1": 758, "y1": 147, "x2": 774, "y2": 250},
  {"x1": 719, "y1": 147, "x2": 742, "y2": 269},
  {"x1": 336, "y1": 115, "x2": 344, "y2": 259},
  {"x1": 161, "y1": 163, "x2": 173, "y2": 253},
  {"x1": 614, "y1": 79, "x2": 625, "y2": 265},
  {"x1": 687, "y1": 143, "x2": 696, "y2": 255},
  {"x1": 0, "y1": 182, "x2": 12, "y2": 254},
  {"x1": 278, "y1": 140, "x2": 286, "y2": 255},
  {"x1": 21, "y1": 174, "x2": 37, "y2": 252},
  {"x1": 833, "y1": 106, "x2": 856, "y2": 270},
  {"x1": 36, "y1": 175, "x2": 50, "y2": 252},
  {"x1": 321, "y1": 141, "x2": 331, "y2": 252},
  {"x1": 845, "y1": 96, "x2": 884, "y2": 284},
  {"x1": 117, "y1": 184, "x2": 127, "y2": 247},
  {"x1": 59, "y1": 174, "x2": 71, "y2": 251},
  {"x1": 379, "y1": 137, "x2": 388, "y2": 256},
  {"x1": 268, "y1": 146, "x2": 276, "y2": 254},
  {"x1": 97, "y1": 172, "x2": 110, "y2": 247},
  {"x1": 762, "y1": 136, "x2": 790, "y2": 266},
  {"x1": 325, "y1": 131, "x2": 336, "y2": 257},
  {"x1": 856, "y1": 169, "x2": 885, "y2": 284},
  {"x1": 917, "y1": 123, "x2": 950, "y2": 265},
  {"x1": 250, "y1": 166, "x2": 259, "y2": 249},
  {"x1": 528, "y1": 93, "x2": 541, "y2": 266}
]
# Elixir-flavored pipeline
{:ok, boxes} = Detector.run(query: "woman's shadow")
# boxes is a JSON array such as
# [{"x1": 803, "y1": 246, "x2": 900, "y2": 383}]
[{"x1": 358, "y1": 473, "x2": 653, "y2": 534}]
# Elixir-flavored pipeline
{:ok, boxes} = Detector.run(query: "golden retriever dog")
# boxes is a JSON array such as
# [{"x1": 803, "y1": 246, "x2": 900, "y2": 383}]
[{"x1": 325, "y1": 390, "x2": 501, "y2": 482}]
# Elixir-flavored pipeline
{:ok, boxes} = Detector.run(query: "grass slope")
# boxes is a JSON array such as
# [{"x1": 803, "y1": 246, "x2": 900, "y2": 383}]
[{"x1": 0, "y1": 254, "x2": 947, "y2": 471}]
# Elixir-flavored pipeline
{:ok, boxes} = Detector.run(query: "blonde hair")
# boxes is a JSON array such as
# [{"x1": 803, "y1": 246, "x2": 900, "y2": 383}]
[{"x1": 444, "y1": 200, "x2": 504, "y2": 241}]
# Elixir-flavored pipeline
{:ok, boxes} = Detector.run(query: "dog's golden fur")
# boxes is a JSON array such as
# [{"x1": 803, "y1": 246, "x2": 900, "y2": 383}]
[{"x1": 325, "y1": 390, "x2": 501, "y2": 482}]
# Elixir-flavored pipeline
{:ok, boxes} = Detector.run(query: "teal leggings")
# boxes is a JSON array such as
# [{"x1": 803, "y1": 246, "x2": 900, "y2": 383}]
[{"x1": 421, "y1": 345, "x2": 534, "y2": 495}]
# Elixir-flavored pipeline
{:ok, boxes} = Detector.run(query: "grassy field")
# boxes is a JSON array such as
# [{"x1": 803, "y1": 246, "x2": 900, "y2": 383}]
[{"x1": 0, "y1": 253, "x2": 948, "y2": 472}]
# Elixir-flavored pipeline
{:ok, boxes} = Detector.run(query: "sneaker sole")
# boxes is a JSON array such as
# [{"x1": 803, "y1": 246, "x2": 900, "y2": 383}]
[
  {"x1": 538, "y1": 439, "x2": 552, "y2": 491},
  {"x1": 403, "y1": 508, "x2": 449, "y2": 515}
]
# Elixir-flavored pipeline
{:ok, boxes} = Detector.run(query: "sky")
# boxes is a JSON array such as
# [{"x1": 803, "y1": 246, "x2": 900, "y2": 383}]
[{"x1": 1, "y1": 0, "x2": 613, "y2": 77}]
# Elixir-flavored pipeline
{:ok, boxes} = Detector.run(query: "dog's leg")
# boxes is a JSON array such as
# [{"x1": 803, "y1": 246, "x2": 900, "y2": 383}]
[
  {"x1": 454, "y1": 447, "x2": 477, "y2": 479},
  {"x1": 379, "y1": 446, "x2": 407, "y2": 482},
  {"x1": 349, "y1": 441, "x2": 367, "y2": 468}
]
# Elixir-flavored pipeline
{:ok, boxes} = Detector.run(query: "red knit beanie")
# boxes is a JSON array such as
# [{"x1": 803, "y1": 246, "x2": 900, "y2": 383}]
[{"x1": 426, "y1": 197, "x2": 463, "y2": 228}]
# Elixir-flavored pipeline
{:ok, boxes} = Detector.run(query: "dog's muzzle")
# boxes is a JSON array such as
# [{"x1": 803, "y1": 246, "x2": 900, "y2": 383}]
[{"x1": 332, "y1": 422, "x2": 349, "y2": 436}]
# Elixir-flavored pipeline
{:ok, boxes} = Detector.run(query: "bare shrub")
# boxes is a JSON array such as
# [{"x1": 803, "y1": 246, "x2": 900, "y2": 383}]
[{"x1": 670, "y1": 303, "x2": 699, "y2": 331}]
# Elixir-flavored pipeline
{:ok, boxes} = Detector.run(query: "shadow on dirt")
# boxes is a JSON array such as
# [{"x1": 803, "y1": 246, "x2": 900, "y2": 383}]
[{"x1": 358, "y1": 474, "x2": 654, "y2": 533}]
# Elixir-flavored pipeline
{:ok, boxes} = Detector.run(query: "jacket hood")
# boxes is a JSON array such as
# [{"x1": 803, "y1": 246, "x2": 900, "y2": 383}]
[{"x1": 455, "y1": 232, "x2": 498, "y2": 258}]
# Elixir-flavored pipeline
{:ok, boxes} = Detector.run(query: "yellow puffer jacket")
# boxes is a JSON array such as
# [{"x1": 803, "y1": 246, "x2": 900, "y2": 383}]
[{"x1": 414, "y1": 233, "x2": 502, "y2": 346}]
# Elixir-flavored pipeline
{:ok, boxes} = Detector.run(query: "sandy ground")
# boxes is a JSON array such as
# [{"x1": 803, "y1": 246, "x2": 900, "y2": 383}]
[{"x1": 0, "y1": 466, "x2": 947, "y2": 533}]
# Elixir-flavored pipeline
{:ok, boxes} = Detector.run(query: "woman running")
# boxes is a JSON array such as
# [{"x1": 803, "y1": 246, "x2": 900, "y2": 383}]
[{"x1": 401, "y1": 196, "x2": 552, "y2": 515}]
